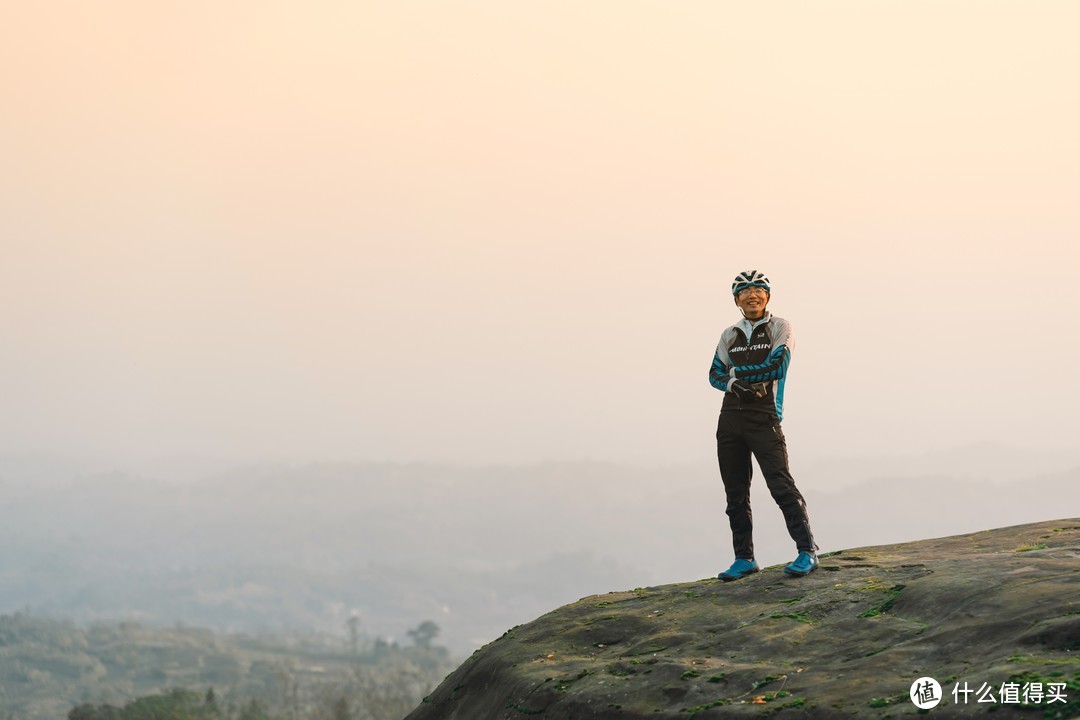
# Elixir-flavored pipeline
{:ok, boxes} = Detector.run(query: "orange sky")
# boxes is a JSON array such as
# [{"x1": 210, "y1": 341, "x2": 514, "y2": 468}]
[{"x1": 2, "y1": 2, "x2": 1078, "y2": 467}]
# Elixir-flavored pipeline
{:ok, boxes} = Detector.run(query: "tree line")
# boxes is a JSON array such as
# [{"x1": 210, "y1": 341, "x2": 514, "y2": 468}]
[{"x1": 0, "y1": 612, "x2": 455, "y2": 720}]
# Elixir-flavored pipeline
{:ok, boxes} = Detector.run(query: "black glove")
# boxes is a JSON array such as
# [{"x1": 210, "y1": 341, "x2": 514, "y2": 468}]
[{"x1": 730, "y1": 380, "x2": 759, "y2": 402}]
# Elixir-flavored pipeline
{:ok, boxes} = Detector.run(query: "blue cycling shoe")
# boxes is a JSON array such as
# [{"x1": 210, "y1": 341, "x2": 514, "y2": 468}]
[
  {"x1": 783, "y1": 551, "x2": 819, "y2": 577},
  {"x1": 718, "y1": 558, "x2": 759, "y2": 582}
]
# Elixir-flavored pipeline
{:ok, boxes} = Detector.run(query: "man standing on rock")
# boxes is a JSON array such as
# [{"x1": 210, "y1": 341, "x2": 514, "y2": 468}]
[{"x1": 709, "y1": 270, "x2": 819, "y2": 581}]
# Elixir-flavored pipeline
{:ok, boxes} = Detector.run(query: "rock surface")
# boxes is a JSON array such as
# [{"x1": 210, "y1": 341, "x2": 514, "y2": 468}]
[{"x1": 404, "y1": 519, "x2": 1079, "y2": 719}]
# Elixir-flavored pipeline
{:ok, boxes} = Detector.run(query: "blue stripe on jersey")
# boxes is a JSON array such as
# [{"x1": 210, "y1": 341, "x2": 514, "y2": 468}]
[
  {"x1": 732, "y1": 346, "x2": 791, "y2": 383},
  {"x1": 709, "y1": 354, "x2": 731, "y2": 391}
]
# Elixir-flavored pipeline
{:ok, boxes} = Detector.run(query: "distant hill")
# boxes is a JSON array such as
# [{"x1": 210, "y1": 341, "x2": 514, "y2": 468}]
[
  {"x1": 405, "y1": 519, "x2": 1079, "y2": 719},
  {"x1": 0, "y1": 456, "x2": 1076, "y2": 656},
  {"x1": 0, "y1": 615, "x2": 453, "y2": 720}
]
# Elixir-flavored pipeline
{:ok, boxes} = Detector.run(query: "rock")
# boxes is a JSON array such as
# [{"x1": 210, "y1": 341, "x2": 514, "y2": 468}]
[{"x1": 404, "y1": 519, "x2": 1079, "y2": 719}]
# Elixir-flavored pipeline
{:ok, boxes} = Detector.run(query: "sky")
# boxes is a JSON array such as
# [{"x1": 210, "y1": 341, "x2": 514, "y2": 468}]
[{"x1": 2, "y1": 1, "x2": 1079, "y2": 469}]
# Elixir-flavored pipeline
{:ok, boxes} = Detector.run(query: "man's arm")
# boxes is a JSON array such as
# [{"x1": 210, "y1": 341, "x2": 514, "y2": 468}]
[
  {"x1": 713, "y1": 351, "x2": 768, "y2": 400},
  {"x1": 708, "y1": 329, "x2": 738, "y2": 391},
  {"x1": 709, "y1": 352, "x2": 733, "y2": 391},
  {"x1": 729, "y1": 345, "x2": 791, "y2": 383}
]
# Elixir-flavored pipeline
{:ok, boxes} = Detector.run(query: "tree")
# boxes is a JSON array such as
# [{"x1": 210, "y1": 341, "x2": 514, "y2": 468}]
[
  {"x1": 123, "y1": 689, "x2": 205, "y2": 719},
  {"x1": 332, "y1": 695, "x2": 350, "y2": 720},
  {"x1": 70, "y1": 690, "x2": 210, "y2": 720},
  {"x1": 237, "y1": 699, "x2": 271, "y2": 720},
  {"x1": 204, "y1": 688, "x2": 221, "y2": 718},
  {"x1": 68, "y1": 704, "x2": 120, "y2": 720},
  {"x1": 405, "y1": 621, "x2": 439, "y2": 649},
  {"x1": 346, "y1": 615, "x2": 361, "y2": 659}
]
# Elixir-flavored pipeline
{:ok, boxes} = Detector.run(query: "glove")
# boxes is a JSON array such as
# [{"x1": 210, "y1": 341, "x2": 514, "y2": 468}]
[{"x1": 730, "y1": 380, "x2": 760, "y2": 402}]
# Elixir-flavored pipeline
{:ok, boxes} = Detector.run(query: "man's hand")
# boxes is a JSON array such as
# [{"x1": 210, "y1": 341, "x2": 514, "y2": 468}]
[{"x1": 730, "y1": 380, "x2": 761, "y2": 402}]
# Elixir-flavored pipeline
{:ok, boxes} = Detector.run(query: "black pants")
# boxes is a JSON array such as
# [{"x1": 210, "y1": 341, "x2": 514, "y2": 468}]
[{"x1": 716, "y1": 411, "x2": 817, "y2": 560}]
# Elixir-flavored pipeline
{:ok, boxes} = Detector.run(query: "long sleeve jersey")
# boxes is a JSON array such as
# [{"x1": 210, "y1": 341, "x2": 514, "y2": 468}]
[{"x1": 709, "y1": 313, "x2": 793, "y2": 420}]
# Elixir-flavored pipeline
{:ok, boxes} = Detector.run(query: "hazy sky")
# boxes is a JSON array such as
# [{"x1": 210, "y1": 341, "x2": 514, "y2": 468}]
[{"x1": 3, "y1": 2, "x2": 1078, "y2": 467}]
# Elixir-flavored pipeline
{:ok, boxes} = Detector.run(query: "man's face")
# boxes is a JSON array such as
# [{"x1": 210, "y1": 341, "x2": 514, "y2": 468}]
[{"x1": 734, "y1": 286, "x2": 769, "y2": 318}]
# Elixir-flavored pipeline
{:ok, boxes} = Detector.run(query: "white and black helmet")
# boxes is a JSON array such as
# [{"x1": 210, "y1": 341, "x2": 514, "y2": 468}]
[{"x1": 732, "y1": 270, "x2": 771, "y2": 296}]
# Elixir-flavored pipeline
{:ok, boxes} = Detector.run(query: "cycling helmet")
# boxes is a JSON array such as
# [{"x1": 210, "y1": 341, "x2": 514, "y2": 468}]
[{"x1": 732, "y1": 270, "x2": 771, "y2": 296}]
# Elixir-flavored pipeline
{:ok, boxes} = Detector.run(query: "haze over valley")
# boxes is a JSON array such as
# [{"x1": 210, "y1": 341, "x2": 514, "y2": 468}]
[{"x1": 2, "y1": 448, "x2": 1074, "y2": 657}]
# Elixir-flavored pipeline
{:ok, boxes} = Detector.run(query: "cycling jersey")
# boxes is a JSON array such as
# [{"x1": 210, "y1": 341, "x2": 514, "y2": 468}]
[{"x1": 708, "y1": 313, "x2": 793, "y2": 420}]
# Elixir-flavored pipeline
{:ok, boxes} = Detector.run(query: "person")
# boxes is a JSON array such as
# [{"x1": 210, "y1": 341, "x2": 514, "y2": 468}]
[{"x1": 708, "y1": 270, "x2": 818, "y2": 581}]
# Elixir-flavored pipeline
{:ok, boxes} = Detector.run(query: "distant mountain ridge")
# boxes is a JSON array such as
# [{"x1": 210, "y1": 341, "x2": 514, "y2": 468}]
[{"x1": 0, "y1": 457, "x2": 1076, "y2": 656}]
